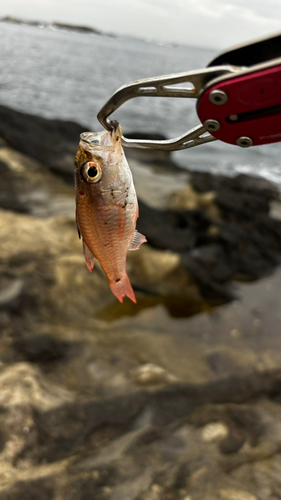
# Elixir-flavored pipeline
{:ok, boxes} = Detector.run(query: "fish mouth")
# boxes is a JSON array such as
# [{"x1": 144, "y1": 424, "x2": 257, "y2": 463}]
[
  {"x1": 80, "y1": 131, "x2": 103, "y2": 146},
  {"x1": 80, "y1": 125, "x2": 122, "y2": 149},
  {"x1": 109, "y1": 120, "x2": 120, "y2": 132}
]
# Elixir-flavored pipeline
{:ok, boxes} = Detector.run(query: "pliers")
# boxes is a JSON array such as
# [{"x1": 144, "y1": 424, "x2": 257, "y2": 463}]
[{"x1": 97, "y1": 32, "x2": 281, "y2": 151}]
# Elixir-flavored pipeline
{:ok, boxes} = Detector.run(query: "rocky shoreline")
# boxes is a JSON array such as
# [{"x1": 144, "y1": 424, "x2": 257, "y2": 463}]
[{"x1": 1, "y1": 105, "x2": 281, "y2": 499}]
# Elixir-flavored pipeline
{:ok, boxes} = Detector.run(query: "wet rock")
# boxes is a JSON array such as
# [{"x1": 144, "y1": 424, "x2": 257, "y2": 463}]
[
  {"x1": 127, "y1": 244, "x2": 198, "y2": 298},
  {"x1": 133, "y1": 363, "x2": 177, "y2": 386},
  {"x1": 219, "y1": 490, "x2": 258, "y2": 500},
  {"x1": 207, "y1": 351, "x2": 246, "y2": 377},
  {"x1": 0, "y1": 278, "x2": 24, "y2": 307},
  {"x1": 0, "y1": 363, "x2": 73, "y2": 410},
  {"x1": 12, "y1": 335, "x2": 70, "y2": 363},
  {"x1": 6, "y1": 479, "x2": 55, "y2": 500},
  {"x1": 73, "y1": 427, "x2": 152, "y2": 470},
  {"x1": 0, "y1": 159, "x2": 30, "y2": 213},
  {"x1": 219, "y1": 427, "x2": 246, "y2": 454},
  {"x1": 190, "y1": 171, "x2": 279, "y2": 201},
  {"x1": 0, "y1": 105, "x2": 85, "y2": 178},
  {"x1": 0, "y1": 107, "x2": 281, "y2": 499},
  {"x1": 169, "y1": 183, "x2": 219, "y2": 219},
  {"x1": 15, "y1": 369, "x2": 281, "y2": 466},
  {"x1": 0, "y1": 143, "x2": 74, "y2": 216},
  {"x1": 201, "y1": 422, "x2": 229, "y2": 442},
  {"x1": 138, "y1": 200, "x2": 210, "y2": 252},
  {"x1": 125, "y1": 131, "x2": 182, "y2": 170}
]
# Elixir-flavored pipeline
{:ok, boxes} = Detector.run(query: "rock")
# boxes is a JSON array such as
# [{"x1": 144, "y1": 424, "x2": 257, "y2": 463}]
[
  {"x1": 206, "y1": 351, "x2": 246, "y2": 377},
  {"x1": 125, "y1": 131, "x2": 181, "y2": 170},
  {"x1": 270, "y1": 200, "x2": 281, "y2": 220},
  {"x1": 0, "y1": 105, "x2": 86, "y2": 178},
  {"x1": 216, "y1": 188, "x2": 270, "y2": 219},
  {"x1": 219, "y1": 427, "x2": 245, "y2": 454},
  {"x1": 12, "y1": 335, "x2": 70, "y2": 363},
  {"x1": 169, "y1": 183, "x2": 219, "y2": 220},
  {"x1": 52, "y1": 22, "x2": 100, "y2": 34},
  {"x1": 219, "y1": 490, "x2": 258, "y2": 500},
  {"x1": 127, "y1": 244, "x2": 195, "y2": 296},
  {"x1": 0, "y1": 159, "x2": 30, "y2": 213},
  {"x1": 137, "y1": 200, "x2": 210, "y2": 252},
  {"x1": 0, "y1": 106, "x2": 281, "y2": 499},
  {"x1": 0, "y1": 362, "x2": 73, "y2": 410},
  {"x1": 0, "y1": 278, "x2": 24, "y2": 307},
  {"x1": 5, "y1": 479, "x2": 55, "y2": 500},
  {"x1": 0, "y1": 143, "x2": 74, "y2": 216},
  {"x1": 190, "y1": 171, "x2": 279, "y2": 201},
  {"x1": 133, "y1": 363, "x2": 177, "y2": 386},
  {"x1": 128, "y1": 157, "x2": 189, "y2": 209},
  {"x1": 73, "y1": 427, "x2": 152, "y2": 470},
  {"x1": 201, "y1": 422, "x2": 229, "y2": 442}
]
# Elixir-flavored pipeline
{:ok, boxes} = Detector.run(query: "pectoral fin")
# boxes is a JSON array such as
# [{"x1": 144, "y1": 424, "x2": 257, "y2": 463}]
[
  {"x1": 83, "y1": 240, "x2": 95, "y2": 273},
  {"x1": 129, "y1": 230, "x2": 147, "y2": 251}
]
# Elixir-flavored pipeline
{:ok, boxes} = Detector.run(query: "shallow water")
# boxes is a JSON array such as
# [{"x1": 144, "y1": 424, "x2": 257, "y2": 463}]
[
  {"x1": 93, "y1": 267, "x2": 281, "y2": 383},
  {"x1": 1, "y1": 22, "x2": 281, "y2": 187}
]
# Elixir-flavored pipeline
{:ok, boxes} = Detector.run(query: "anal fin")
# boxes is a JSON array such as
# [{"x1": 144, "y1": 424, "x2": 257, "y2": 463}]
[
  {"x1": 83, "y1": 240, "x2": 95, "y2": 273},
  {"x1": 129, "y1": 230, "x2": 147, "y2": 251}
]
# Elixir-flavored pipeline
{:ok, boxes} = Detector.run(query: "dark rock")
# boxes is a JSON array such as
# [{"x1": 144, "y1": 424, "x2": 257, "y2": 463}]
[
  {"x1": 20, "y1": 369, "x2": 281, "y2": 464},
  {"x1": 7, "y1": 479, "x2": 54, "y2": 500},
  {"x1": 138, "y1": 201, "x2": 209, "y2": 252},
  {"x1": 0, "y1": 159, "x2": 30, "y2": 213},
  {"x1": 124, "y1": 131, "x2": 184, "y2": 169},
  {"x1": 12, "y1": 335, "x2": 70, "y2": 363},
  {"x1": 207, "y1": 351, "x2": 245, "y2": 376},
  {"x1": 0, "y1": 278, "x2": 24, "y2": 308},
  {"x1": 216, "y1": 188, "x2": 270, "y2": 218},
  {"x1": 52, "y1": 22, "x2": 100, "y2": 34},
  {"x1": 191, "y1": 171, "x2": 279, "y2": 201},
  {"x1": 180, "y1": 252, "x2": 235, "y2": 302},
  {"x1": 0, "y1": 105, "x2": 86, "y2": 179},
  {"x1": 219, "y1": 427, "x2": 246, "y2": 454}
]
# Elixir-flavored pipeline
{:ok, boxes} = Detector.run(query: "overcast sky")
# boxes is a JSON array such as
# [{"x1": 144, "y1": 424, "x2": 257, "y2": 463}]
[{"x1": 2, "y1": 0, "x2": 281, "y2": 49}]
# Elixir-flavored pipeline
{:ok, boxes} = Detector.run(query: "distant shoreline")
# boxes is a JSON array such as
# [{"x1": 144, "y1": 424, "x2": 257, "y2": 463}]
[
  {"x1": 0, "y1": 15, "x2": 115, "y2": 37},
  {"x1": 0, "y1": 15, "x2": 189, "y2": 48}
]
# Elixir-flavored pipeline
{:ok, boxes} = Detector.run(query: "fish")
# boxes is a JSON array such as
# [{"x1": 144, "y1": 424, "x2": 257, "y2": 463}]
[{"x1": 74, "y1": 123, "x2": 146, "y2": 304}]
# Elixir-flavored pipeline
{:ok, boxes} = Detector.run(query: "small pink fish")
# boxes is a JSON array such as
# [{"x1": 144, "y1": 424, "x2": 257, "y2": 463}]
[{"x1": 75, "y1": 124, "x2": 146, "y2": 303}]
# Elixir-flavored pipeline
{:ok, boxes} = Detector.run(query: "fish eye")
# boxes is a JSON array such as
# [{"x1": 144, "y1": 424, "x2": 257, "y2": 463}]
[
  {"x1": 81, "y1": 162, "x2": 102, "y2": 183},
  {"x1": 88, "y1": 165, "x2": 98, "y2": 178}
]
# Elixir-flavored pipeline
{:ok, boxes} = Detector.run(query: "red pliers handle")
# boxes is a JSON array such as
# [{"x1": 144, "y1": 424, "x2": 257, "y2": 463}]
[{"x1": 97, "y1": 32, "x2": 281, "y2": 151}]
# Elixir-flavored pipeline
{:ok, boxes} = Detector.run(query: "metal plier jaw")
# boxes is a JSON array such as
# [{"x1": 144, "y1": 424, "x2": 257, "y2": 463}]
[{"x1": 97, "y1": 33, "x2": 281, "y2": 151}]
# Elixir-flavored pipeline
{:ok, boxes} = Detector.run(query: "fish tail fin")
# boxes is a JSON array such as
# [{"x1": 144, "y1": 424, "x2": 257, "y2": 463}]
[{"x1": 109, "y1": 274, "x2": 136, "y2": 304}]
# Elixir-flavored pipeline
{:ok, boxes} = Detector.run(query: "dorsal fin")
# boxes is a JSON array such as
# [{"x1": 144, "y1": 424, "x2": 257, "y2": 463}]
[
  {"x1": 83, "y1": 240, "x2": 95, "y2": 273},
  {"x1": 129, "y1": 230, "x2": 147, "y2": 251}
]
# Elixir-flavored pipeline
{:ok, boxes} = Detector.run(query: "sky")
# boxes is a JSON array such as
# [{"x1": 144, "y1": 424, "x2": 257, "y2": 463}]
[{"x1": 2, "y1": 0, "x2": 281, "y2": 49}]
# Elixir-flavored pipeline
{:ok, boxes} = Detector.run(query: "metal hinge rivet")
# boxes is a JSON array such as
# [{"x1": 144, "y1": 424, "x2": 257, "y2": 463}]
[
  {"x1": 209, "y1": 89, "x2": 228, "y2": 105},
  {"x1": 236, "y1": 136, "x2": 253, "y2": 147},
  {"x1": 203, "y1": 119, "x2": 221, "y2": 132}
]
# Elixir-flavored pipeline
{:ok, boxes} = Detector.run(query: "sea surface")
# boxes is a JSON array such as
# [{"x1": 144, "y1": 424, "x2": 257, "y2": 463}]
[{"x1": 1, "y1": 21, "x2": 281, "y2": 187}]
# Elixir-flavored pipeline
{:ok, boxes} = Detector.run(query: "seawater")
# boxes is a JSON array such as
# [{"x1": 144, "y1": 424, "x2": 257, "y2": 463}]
[{"x1": 1, "y1": 22, "x2": 281, "y2": 187}]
